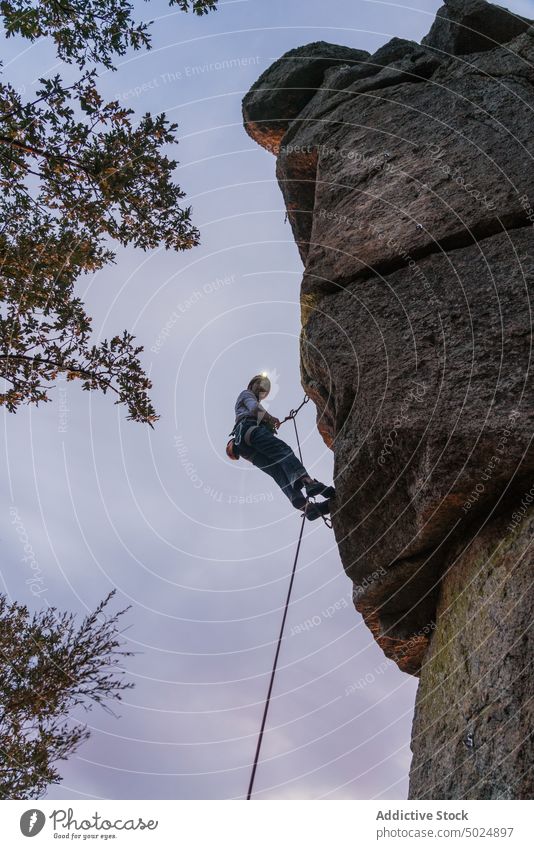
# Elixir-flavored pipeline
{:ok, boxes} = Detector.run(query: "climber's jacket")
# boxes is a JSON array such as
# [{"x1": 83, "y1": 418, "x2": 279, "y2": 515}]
[
  {"x1": 228, "y1": 390, "x2": 278, "y2": 460},
  {"x1": 234, "y1": 389, "x2": 279, "y2": 430}
]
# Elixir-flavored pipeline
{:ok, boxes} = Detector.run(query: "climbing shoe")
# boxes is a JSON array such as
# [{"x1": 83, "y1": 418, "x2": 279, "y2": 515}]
[
  {"x1": 304, "y1": 499, "x2": 331, "y2": 521},
  {"x1": 291, "y1": 493, "x2": 307, "y2": 510},
  {"x1": 304, "y1": 479, "x2": 336, "y2": 499}
]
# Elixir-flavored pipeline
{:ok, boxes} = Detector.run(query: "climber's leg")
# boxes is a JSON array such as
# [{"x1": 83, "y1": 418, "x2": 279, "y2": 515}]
[
  {"x1": 247, "y1": 426, "x2": 308, "y2": 491},
  {"x1": 248, "y1": 427, "x2": 336, "y2": 498},
  {"x1": 250, "y1": 448, "x2": 307, "y2": 508}
]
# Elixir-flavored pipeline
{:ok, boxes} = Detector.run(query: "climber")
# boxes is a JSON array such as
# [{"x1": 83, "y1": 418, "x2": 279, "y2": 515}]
[{"x1": 228, "y1": 373, "x2": 335, "y2": 521}]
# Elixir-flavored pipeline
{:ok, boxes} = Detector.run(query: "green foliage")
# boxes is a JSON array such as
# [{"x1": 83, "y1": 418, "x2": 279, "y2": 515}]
[
  {"x1": 0, "y1": 0, "x2": 218, "y2": 422},
  {"x1": 0, "y1": 0, "x2": 218, "y2": 68},
  {"x1": 0, "y1": 591, "x2": 133, "y2": 799}
]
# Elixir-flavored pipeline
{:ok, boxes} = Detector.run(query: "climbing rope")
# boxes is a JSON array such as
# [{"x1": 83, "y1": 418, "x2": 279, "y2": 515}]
[
  {"x1": 246, "y1": 394, "x2": 331, "y2": 800},
  {"x1": 280, "y1": 394, "x2": 310, "y2": 431},
  {"x1": 246, "y1": 505, "x2": 307, "y2": 800},
  {"x1": 283, "y1": 396, "x2": 332, "y2": 530}
]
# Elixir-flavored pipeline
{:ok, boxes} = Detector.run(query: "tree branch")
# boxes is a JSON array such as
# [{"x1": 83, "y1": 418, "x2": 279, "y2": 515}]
[{"x1": 0, "y1": 353, "x2": 120, "y2": 396}]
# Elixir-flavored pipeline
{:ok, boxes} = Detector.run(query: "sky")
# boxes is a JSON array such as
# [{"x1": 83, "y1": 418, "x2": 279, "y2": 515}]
[{"x1": 2, "y1": 0, "x2": 533, "y2": 801}]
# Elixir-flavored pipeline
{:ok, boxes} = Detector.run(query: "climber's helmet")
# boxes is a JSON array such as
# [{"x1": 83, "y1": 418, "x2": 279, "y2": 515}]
[{"x1": 248, "y1": 373, "x2": 271, "y2": 399}]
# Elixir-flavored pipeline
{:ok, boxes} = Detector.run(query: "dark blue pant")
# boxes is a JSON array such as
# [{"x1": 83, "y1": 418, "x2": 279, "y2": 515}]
[{"x1": 237, "y1": 422, "x2": 308, "y2": 508}]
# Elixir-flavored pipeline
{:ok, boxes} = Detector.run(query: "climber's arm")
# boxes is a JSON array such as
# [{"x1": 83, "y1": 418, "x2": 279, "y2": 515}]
[
  {"x1": 257, "y1": 405, "x2": 281, "y2": 429},
  {"x1": 241, "y1": 390, "x2": 280, "y2": 429}
]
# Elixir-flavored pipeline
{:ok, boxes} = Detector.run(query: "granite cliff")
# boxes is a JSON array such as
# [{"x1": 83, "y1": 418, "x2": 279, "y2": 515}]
[{"x1": 243, "y1": 0, "x2": 534, "y2": 799}]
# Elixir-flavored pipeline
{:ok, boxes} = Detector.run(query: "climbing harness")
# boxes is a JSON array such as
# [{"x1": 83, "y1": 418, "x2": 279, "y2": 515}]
[
  {"x1": 245, "y1": 394, "x2": 332, "y2": 800},
  {"x1": 226, "y1": 416, "x2": 257, "y2": 463}
]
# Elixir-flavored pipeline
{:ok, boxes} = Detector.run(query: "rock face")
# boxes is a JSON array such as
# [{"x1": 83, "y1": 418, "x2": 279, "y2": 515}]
[
  {"x1": 409, "y1": 505, "x2": 534, "y2": 799},
  {"x1": 242, "y1": 42, "x2": 370, "y2": 153},
  {"x1": 243, "y1": 0, "x2": 534, "y2": 798},
  {"x1": 422, "y1": 0, "x2": 533, "y2": 56}
]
